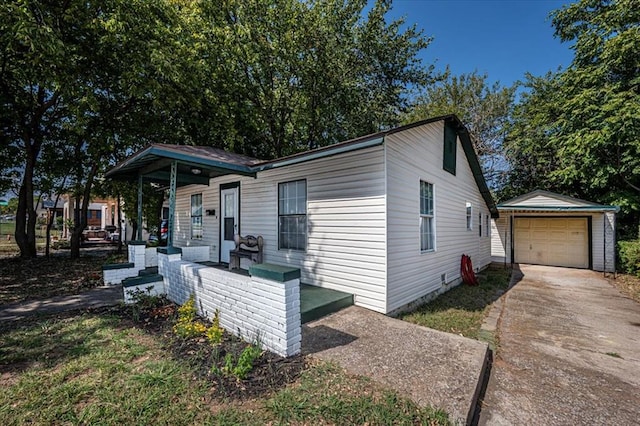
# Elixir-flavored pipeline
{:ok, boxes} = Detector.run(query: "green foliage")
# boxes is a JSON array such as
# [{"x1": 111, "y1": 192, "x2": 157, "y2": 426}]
[
  {"x1": 126, "y1": 287, "x2": 167, "y2": 321},
  {"x1": 206, "y1": 309, "x2": 224, "y2": 346},
  {"x1": 173, "y1": 295, "x2": 207, "y2": 339},
  {"x1": 405, "y1": 70, "x2": 516, "y2": 188},
  {"x1": 220, "y1": 344, "x2": 263, "y2": 380},
  {"x1": 618, "y1": 240, "x2": 640, "y2": 276},
  {"x1": 502, "y1": 0, "x2": 640, "y2": 228}
]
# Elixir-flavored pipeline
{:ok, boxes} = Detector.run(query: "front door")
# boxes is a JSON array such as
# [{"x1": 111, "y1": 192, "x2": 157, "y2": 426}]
[{"x1": 220, "y1": 186, "x2": 239, "y2": 263}]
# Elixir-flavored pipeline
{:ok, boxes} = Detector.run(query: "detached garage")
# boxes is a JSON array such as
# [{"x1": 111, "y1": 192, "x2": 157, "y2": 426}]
[{"x1": 491, "y1": 190, "x2": 618, "y2": 272}]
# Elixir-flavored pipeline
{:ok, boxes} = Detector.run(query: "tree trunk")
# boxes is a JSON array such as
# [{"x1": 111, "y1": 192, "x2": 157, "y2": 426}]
[
  {"x1": 70, "y1": 164, "x2": 98, "y2": 258},
  {"x1": 45, "y1": 190, "x2": 65, "y2": 258},
  {"x1": 15, "y1": 136, "x2": 40, "y2": 258}
]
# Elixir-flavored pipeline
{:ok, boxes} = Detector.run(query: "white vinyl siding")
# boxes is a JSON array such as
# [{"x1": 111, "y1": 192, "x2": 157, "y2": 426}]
[
  {"x1": 173, "y1": 145, "x2": 388, "y2": 313},
  {"x1": 512, "y1": 194, "x2": 594, "y2": 207},
  {"x1": 386, "y1": 121, "x2": 492, "y2": 313}
]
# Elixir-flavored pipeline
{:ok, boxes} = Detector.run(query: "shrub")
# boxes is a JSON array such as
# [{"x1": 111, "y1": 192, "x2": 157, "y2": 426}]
[
  {"x1": 618, "y1": 240, "x2": 640, "y2": 276},
  {"x1": 173, "y1": 295, "x2": 207, "y2": 338},
  {"x1": 206, "y1": 310, "x2": 224, "y2": 345}
]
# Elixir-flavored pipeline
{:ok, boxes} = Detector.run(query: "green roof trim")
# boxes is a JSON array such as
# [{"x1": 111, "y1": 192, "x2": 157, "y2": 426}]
[{"x1": 497, "y1": 206, "x2": 619, "y2": 212}]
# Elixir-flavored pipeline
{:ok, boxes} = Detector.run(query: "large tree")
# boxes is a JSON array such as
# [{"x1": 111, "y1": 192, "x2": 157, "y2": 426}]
[
  {"x1": 404, "y1": 71, "x2": 516, "y2": 188},
  {"x1": 503, "y1": 0, "x2": 640, "y2": 234}
]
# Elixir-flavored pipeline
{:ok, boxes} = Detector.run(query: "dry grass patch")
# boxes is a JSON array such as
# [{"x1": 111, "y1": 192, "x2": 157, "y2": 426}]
[{"x1": 608, "y1": 273, "x2": 640, "y2": 303}]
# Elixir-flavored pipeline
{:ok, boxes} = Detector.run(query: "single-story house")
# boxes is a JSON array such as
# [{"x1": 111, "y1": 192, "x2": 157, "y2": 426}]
[
  {"x1": 107, "y1": 115, "x2": 498, "y2": 315},
  {"x1": 491, "y1": 190, "x2": 618, "y2": 272}
]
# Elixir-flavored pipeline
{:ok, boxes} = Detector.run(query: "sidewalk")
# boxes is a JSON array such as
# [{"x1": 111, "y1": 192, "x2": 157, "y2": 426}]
[
  {"x1": 303, "y1": 306, "x2": 489, "y2": 425},
  {"x1": 0, "y1": 285, "x2": 123, "y2": 322}
]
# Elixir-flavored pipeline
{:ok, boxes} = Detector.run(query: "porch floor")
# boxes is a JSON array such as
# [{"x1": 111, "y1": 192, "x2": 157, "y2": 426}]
[{"x1": 194, "y1": 262, "x2": 353, "y2": 323}]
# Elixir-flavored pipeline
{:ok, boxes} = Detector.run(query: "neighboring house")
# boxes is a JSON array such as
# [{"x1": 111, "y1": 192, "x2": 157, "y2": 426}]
[
  {"x1": 491, "y1": 190, "x2": 618, "y2": 272},
  {"x1": 108, "y1": 115, "x2": 498, "y2": 315},
  {"x1": 36, "y1": 197, "x2": 64, "y2": 225},
  {"x1": 62, "y1": 196, "x2": 120, "y2": 237}
]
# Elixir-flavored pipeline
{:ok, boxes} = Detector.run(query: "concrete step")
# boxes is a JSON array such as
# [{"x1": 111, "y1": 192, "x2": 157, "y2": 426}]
[
  {"x1": 300, "y1": 284, "x2": 353, "y2": 324},
  {"x1": 138, "y1": 266, "x2": 158, "y2": 276},
  {"x1": 122, "y1": 274, "x2": 163, "y2": 288}
]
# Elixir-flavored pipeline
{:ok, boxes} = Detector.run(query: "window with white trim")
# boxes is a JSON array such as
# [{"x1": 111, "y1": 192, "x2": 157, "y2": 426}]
[
  {"x1": 191, "y1": 193, "x2": 203, "y2": 239},
  {"x1": 278, "y1": 180, "x2": 307, "y2": 250},
  {"x1": 420, "y1": 181, "x2": 435, "y2": 251},
  {"x1": 466, "y1": 202, "x2": 472, "y2": 230},
  {"x1": 485, "y1": 214, "x2": 490, "y2": 237}
]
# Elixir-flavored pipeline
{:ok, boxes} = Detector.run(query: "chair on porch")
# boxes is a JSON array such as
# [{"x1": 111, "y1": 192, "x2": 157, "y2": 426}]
[{"x1": 229, "y1": 234, "x2": 264, "y2": 270}]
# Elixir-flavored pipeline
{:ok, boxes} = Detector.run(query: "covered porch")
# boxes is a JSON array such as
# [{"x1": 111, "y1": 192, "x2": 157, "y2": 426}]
[{"x1": 102, "y1": 143, "x2": 353, "y2": 356}]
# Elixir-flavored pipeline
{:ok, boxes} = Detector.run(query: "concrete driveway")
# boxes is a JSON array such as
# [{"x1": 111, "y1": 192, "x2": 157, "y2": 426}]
[{"x1": 479, "y1": 265, "x2": 640, "y2": 425}]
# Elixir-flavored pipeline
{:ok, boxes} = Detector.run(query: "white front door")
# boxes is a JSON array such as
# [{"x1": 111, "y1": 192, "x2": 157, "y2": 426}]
[{"x1": 220, "y1": 187, "x2": 239, "y2": 263}]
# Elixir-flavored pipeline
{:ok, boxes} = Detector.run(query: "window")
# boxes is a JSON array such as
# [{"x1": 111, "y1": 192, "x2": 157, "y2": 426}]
[
  {"x1": 96, "y1": 210, "x2": 101, "y2": 219},
  {"x1": 485, "y1": 215, "x2": 490, "y2": 237},
  {"x1": 191, "y1": 193, "x2": 202, "y2": 239},
  {"x1": 478, "y1": 212, "x2": 482, "y2": 237},
  {"x1": 420, "y1": 181, "x2": 435, "y2": 251},
  {"x1": 443, "y1": 121, "x2": 457, "y2": 175},
  {"x1": 466, "y1": 202, "x2": 472, "y2": 230},
  {"x1": 278, "y1": 180, "x2": 306, "y2": 250}
]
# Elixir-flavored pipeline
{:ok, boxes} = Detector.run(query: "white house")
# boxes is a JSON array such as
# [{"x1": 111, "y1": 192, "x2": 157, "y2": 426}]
[
  {"x1": 107, "y1": 115, "x2": 498, "y2": 315},
  {"x1": 491, "y1": 190, "x2": 618, "y2": 272}
]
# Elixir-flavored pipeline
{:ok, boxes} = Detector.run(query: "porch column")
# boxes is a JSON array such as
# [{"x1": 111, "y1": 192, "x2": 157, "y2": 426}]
[
  {"x1": 137, "y1": 174, "x2": 143, "y2": 241},
  {"x1": 167, "y1": 160, "x2": 177, "y2": 248}
]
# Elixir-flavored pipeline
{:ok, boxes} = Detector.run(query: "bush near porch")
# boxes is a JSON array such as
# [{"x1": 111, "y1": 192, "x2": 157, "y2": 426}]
[{"x1": 618, "y1": 240, "x2": 640, "y2": 277}]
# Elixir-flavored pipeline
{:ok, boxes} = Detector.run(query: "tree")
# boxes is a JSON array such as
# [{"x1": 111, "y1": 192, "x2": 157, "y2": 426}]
[
  {"x1": 195, "y1": 0, "x2": 433, "y2": 158},
  {"x1": 404, "y1": 71, "x2": 516, "y2": 189},
  {"x1": 503, "y1": 0, "x2": 640, "y2": 235}
]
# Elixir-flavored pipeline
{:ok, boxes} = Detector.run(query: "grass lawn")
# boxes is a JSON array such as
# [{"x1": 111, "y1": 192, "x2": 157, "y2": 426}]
[
  {"x1": 400, "y1": 265, "x2": 511, "y2": 339},
  {"x1": 0, "y1": 310, "x2": 451, "y2": 425}
]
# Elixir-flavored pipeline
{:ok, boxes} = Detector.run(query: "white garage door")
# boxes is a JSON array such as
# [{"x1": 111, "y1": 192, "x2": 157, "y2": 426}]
[{"x1": 514, "y1": 217, "x2": 589, "y2": 268}]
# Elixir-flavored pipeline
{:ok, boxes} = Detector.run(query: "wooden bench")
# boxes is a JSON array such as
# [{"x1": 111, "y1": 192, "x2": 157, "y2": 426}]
[{"x1": 229, "y1": 234, "x2": 264, "y2": 271}]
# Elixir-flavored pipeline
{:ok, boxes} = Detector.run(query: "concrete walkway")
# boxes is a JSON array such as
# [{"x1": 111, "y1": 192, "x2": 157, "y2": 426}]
[
  {"x1": 0, "y1": 285, "x2": 123, "y2": 322},
  {"x1": 303, "y1": 306, "x2": 489, "y2": 425},
  {"x1": 479, "y1": 265, "x2": 640, "y2": 425}
]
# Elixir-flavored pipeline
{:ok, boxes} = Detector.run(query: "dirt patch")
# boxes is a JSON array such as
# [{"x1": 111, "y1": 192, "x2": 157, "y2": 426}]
[
  {"x1": 0, "y1": 255, "x2": 112, "y2": 305},
  {"x1": 116, "y1": 301, "x2": 307, "y2": 401},
  {"x1": 608, "y1": 273, "x2": 640, "y2": 303}
]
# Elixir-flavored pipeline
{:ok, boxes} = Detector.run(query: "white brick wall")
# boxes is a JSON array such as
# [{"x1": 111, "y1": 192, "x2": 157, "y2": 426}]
[
  {"x1": 158, "y1": 252, "x2": 301, "y2": 357},
  {"x1": 145, "y1": 247, "x2": 158, "y2": 267},
  {"x1": 123, "y1": 281, "x2": 166, "y2": 304},
  {"x1": 103, "y1": 244, "x2": 146, "y2": 285},
  {"x1": 180, "y1": 245, "x2": 210, "y2": 262}
]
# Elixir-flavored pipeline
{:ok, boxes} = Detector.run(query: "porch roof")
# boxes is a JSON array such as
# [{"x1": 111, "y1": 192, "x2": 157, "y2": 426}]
[{"x1": 105, "y1": 144, "x2": 261, "y2": 186}]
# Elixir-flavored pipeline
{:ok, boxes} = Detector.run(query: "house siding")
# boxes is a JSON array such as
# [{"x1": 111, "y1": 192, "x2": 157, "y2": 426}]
[
  {"x1": 174, "y1": 145, "x2": 388, "y2": 312},
  {"x1": 490, "y1": 211, "x2": 615, "y2": 272},
  {"x1": 509, "y1": 194, "x2": 593, "y2": 207},
  {"x1": 385, "y1": 122, "x2": 492, "y2": 313}
]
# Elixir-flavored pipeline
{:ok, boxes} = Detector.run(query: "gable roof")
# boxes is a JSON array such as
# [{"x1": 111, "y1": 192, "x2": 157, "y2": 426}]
[
  {"x1": 105, "y1": 115, "x2": 498, "y2": 216},
  {"x1": 498, "y1": 190, "x2": 619, "y2": 212}
]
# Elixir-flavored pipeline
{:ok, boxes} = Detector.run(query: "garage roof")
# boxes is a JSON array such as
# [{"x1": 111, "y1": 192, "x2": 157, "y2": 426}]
[{"x1": 498, "y1": 190, "x2": 619, "y2": 212}]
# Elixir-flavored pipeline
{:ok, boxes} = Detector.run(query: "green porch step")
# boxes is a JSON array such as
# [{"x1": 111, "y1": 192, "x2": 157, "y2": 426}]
[
  {"x1": 300, "y1": 284, "x2": 353, "y2": 324},
  {"x1": 122, "y1": 274, "x2": 164, "y2": 288},
  {"x1": 138, "y1": 266, "x2": 158, "y2": 276}
]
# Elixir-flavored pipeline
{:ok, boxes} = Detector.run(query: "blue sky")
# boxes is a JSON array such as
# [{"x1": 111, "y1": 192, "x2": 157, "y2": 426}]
[{"x1": 387, "y1": 0, "x2": 575, "y2": 87}]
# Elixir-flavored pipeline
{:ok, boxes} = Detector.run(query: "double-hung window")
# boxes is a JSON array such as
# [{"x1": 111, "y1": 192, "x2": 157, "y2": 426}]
[
  {"x1": 278, "y1": 180, "x2": 307, "y2": 250},
  {"x1": 191, "y1": 193, "x2": 203, "y2": 239},
  {"x1": 420, "y1": 181, "x2": 435, "y2": 252},
  {"x1": 466, "y1": 202, "x2": 473, "y2": 230}
]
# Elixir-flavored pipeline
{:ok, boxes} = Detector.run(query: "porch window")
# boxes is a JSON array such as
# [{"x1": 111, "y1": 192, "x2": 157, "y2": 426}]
[
  {"x1": 466, "y1": 202, "x2": 472, "y2": 230},
  {"x1": 278, "y1": 180, "x2": 307, "y2": 251},
  {"x1": 420, "y1": 181, "x2": 435, "y2": 251},
  {"x1": 191, "y1": 193, "x2": 203, "y2": 239}
]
